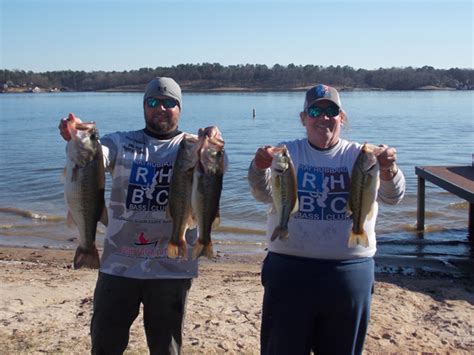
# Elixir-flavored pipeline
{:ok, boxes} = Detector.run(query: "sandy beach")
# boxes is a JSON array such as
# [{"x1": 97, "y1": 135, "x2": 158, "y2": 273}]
[{"x1": 0, "y1": 246, "x2": 473, "y2": 354}]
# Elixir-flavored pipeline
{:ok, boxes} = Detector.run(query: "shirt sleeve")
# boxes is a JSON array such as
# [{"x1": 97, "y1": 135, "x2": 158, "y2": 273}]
[
  {"x1": 99, "y1": 134, "x2": 118, "y2": 172},
  {"x1": 378, "y1": 168, "x2": 406, "y2": 205},
  {"x1": 247, "y1": 160, "x2": 273, "y2": 204}
]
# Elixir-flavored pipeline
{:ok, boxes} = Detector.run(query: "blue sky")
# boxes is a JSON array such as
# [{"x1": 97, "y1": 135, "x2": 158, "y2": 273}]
[{"x1": 1, "y1": 0, "x2": 472, "y2": 72}]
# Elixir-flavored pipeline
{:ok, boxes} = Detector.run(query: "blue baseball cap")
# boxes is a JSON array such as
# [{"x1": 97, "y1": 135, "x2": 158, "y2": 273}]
[{"x1": 304, "y1": 84, "x2": 342, "y2": 111}]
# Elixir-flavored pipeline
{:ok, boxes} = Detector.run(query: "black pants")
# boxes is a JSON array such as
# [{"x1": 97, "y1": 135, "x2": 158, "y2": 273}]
[
  {"x1": 90, "y1": 272, "x2": 192, "y2": 355},
  {"x1": 261, "y1": 252, "x2": 374, "y2": 355}
]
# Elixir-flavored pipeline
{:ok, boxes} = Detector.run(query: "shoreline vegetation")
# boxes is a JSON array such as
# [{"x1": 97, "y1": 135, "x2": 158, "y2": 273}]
[
  {"x1": 0, "y1": 84, "x2": 465, "y2": 94},
  {"x1": 98, "y1": 84, "x2": 464, "y2": 92},
  {"x1": 2, "y1": 64, "x2": 473, "y2": 93}
]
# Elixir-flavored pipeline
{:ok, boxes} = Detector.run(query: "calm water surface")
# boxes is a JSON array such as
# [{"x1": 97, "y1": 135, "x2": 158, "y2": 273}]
[{"x1": 0, "y1": 91, "x2": 473, "y2": 273}]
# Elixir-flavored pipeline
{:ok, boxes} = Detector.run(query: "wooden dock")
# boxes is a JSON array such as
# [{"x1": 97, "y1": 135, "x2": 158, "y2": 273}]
[{"x1": 415, "y1": 165, "x2": 474, "y2": 240}]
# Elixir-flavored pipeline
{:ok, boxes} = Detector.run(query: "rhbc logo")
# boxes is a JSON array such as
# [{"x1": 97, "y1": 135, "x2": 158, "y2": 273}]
[{"x1": 126, "y1": 160, "x2": 172, "y2": 212}]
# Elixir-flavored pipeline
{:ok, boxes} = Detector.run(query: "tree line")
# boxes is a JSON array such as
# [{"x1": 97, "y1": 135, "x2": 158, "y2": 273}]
[{"x1": 1, "y1": 63, "x2": 472, "y2": 92}]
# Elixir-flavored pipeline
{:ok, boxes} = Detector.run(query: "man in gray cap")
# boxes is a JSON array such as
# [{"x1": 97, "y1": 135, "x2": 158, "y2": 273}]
[
  {"x1": 58, "y1": 77, "x2": 224, "y2": 354},
  {"x1": 142, "y1": 77, "x2": 184, "y2": 136}
]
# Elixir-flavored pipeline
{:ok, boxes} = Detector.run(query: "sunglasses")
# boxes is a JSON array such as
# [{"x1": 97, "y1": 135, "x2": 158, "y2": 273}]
[
  {"x1": 307, "y1": 105, "x2": 340, "y2": 118},
  {"x1": 146, "y1": 97, "x2": 178, "y2": 109}
]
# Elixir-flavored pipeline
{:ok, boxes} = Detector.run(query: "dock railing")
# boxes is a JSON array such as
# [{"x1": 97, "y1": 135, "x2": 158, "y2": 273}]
[{"x1": 415, "y1": 165, "x2": 474, "y2": 240}]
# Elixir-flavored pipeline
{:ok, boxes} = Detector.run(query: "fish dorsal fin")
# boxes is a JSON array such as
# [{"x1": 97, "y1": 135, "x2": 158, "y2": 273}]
[
  {"x1": 66, "y1": 210, "x2": 77, "y2": 229},
  {"x1": 212, "y1": 211, "x2": 221, "y2": 229},
  {"x1": 165, "y1": 205, "x2": 171, "y2": 220},
  {"x1": 60, "y1": 166, "x2": 67, "y2": 183},
  {"x1": 291, "y1": 198, "x2": 299, "y2": 215},
  {"x1": 71, "y1": 166, "x2": 79, "y2": 182},
  {"x1": 367, "y1": 201, "x2": 376, "y2": 221},
  {"x1": 100, "y1": 207, "x2": 108, "y2": 227},
  {"x1": 346, "y1": 205, "x2": 353, "y2": 217},
  {"x1": 268, "y1": 204, "x2": 276, "y2": 214}
]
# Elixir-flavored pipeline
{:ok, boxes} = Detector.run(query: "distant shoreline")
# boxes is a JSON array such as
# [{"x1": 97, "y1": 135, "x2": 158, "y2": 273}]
[{"x1": 0, "y1": 85, "x2": 462, "y2": 94}]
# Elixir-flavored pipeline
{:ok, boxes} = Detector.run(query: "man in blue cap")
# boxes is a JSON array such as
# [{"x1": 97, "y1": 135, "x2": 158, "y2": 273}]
[{"x1": 248, "y1": 84, "x2": 405, "y2": 355}]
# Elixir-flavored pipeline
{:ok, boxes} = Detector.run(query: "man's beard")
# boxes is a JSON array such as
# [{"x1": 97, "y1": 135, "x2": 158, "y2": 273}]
[
  {"x1": 148, "y1": 120, "x2": 172, "y2": 133},
  {"x1": 145, "y1": 113, "x2": 175, "y2": 134}
]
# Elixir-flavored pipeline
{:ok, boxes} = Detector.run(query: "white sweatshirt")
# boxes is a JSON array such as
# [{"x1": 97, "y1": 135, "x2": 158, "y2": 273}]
[{"x1": 248, "y1": 138, "x2": 405, "y2": 260}]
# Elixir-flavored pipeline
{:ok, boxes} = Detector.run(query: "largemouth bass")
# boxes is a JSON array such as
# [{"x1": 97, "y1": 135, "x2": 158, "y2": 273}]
[
  {"x1": 191, "y1": 135, "x2": 225, "y2": 259},
  {"x1": 270, "y1": 146, "x2": 298, "y2": 241},
  {"x1": 64, "y1": 117, "x2": 107, "y2": 269},
  {"x1": 167, "y1": 135, "x2": 200, "y2": 259},
  {"x1": 346, "y1": 143, "x2": 380, "y2": 248}
]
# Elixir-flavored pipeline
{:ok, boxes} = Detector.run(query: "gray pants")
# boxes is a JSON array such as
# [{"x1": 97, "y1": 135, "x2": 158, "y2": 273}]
[{"x1": 90, "y1": 272, "x2": 192, "y2": 355}]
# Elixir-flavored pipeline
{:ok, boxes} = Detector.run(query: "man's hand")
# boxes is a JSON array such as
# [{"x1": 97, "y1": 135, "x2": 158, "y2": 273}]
[
  {"x1": 253, "y1": 145, "x2": 280, "y2": 170},
  {"x1": 198, "y1": 126, "x2": 222, "y2": 141},
  {"x1": 374, "y1": 144, "x2": 397, "y2": 169},
  {"x1": 58, "y1": 113, "x2": 81, "y2": 141},
  {"x1": 374, "y1": 144, "x2": 399, "y2": 180}
]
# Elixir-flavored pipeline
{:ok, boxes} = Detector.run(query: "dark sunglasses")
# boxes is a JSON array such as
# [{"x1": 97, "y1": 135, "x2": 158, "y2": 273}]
[
  {"x1": 146, "y1": 97, "x2": 177, "y2": 109},
  {"x1": 307, "y1": 105, "x2": 340, "y2": 118}
]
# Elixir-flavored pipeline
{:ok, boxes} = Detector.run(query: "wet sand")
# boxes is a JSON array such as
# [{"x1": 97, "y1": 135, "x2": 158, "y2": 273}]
[{"x1": 0, "y1": 246, "x2": 473, "y2": 354}]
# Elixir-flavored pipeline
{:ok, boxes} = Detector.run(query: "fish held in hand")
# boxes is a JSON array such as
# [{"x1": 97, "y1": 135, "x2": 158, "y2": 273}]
[
  {"x1": 191, "y1": 135, "x2": 225, "y2": 259},
  {"x1": 346, "y1": 143, "x2": 380, "y2": 248},
  {"x1": 167, "y1": 135, "x2": 200, "y2": 259},
  {"x1": 64, "y1": 117, "x2": 107, "y2": 269},
  {"x1": 270, "y1": 146, "x2": 298, "y2": 241}
]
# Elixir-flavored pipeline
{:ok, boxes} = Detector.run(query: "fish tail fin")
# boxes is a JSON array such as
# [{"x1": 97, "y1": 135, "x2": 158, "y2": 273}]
[
  {"x1": 73, "y1": 244, "x2": 100, "y2": 269},
  {"x1": 167, "y1": 242, "x2": 179, "y2": 259},
  {"x1": 192, "y1": 240, "x2": 214, "y2": 260},
  {"x1": 271, "y1": 226, "x2": 289, "y2": 241},
  {"x1": 167, "y1": 240, "x2": 187, "y2": 259},
  {"x1": 348, "y1": 230, "x2": 369, "y2": 248},
  {"x1": 202, "y1": 242, "x2": 214, "y2": 259}
]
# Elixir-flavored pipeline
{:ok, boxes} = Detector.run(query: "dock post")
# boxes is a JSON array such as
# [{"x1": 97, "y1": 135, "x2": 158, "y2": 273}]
[
  {"x1": 469, "y1": 203, "x2": 473, "y2": 241},
  {"x1": 417, "y1": 175, "x2": 425, "y2": 233}
]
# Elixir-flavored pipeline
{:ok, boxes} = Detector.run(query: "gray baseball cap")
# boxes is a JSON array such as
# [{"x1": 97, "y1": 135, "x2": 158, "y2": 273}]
[
  {"x1": 144, "y1": 77, "x2": 182, "y2": 109},
  {"x1": 304, "y1": 84, "x2": 342, "y2": 111}
]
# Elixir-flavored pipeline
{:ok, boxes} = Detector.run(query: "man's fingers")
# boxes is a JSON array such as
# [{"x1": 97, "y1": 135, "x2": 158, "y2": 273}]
[
  {"x1": 375, "y1": 145, "x2": 398, "y2": 171},
  {"x1": 59, "y1": 114, "x2": 74, "y2": 141},
  {"x1": 253, "y1": 145, "x2": 274, "y2": 169},
  {"x1": 198, "y1": 126, "x2": 222, "y2": 140}
]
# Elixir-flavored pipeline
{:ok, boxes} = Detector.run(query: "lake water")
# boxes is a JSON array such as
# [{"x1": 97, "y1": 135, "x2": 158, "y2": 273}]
[{"x1": 0, "y1": 90, "x2": 473, "y2": 274}]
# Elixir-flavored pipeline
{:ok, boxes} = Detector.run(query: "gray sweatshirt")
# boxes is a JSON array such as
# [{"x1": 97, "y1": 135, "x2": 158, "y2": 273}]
[{"x1": 99, "y1": 130, "x2": 198, "y2": 279}]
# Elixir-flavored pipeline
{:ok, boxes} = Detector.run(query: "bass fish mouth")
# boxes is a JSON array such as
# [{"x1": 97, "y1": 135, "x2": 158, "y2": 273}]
[
  {"x1": 367, "y1": 163, "x2": 378, "y2": 172},
  {"x1": 75, "y1": 122, "x2": 97, "y2": 131},
  {"x1": 207, "y1": 136, "x2": 224, "y2": 147}
]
